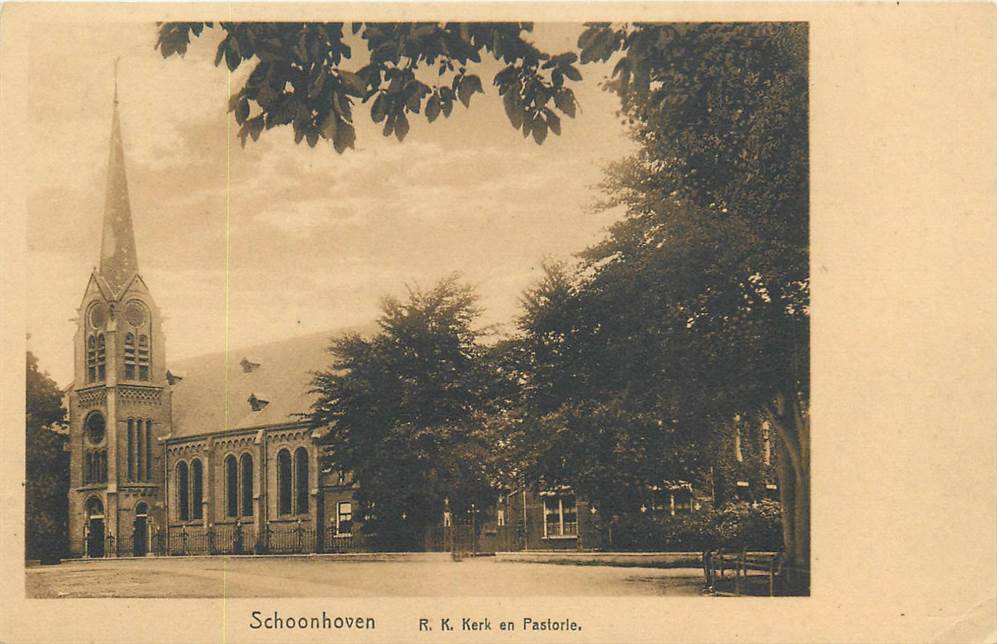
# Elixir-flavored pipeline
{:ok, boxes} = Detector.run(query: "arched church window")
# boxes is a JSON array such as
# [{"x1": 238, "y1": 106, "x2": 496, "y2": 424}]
[
  {"x1": 294, "y1": 447, "x2": 309, "y2": 514},
  {"x1": 191, "y1": 459, "x2": 204, "y2": 520},
  {"x1": 240, "y1": 454, "x2": 254, "y2": 517},
  {"x1": 124, "y1": 333, "x2": 137, "y2": 380},
  {"x1": 137, "y1": 335, "x2": 150, "y2": 381},
  {"x1": 176, "y1": 462, "x2": 189, "y2": 521},
  {"x1": 136, "y1": 419, "x2": 145, "y2": 481},
  {"x1": 127, "y1": 418, "x2": 135, "y2": 481},
  {"x1": 86, "y1": 336, "x2": 97, "y2": 383},
  {"x1": 96, "y1": 334, "x2": 106, "y2": 381},
  {"x1": 224, "y1": 455, "x2": 238, "y2": 518},
  {"x1": 94, "y1": 450, "x2": 106, "y2": 483},
  {"x1": 145, "y1": 419, "x2": 153, "y2": 482},
  {"x1": 277, "y1": 449, "x2": 292, "y2": 516}
]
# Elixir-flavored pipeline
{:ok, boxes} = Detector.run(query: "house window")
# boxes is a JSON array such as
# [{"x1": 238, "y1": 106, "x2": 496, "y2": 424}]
[
  {"x1": 240, "y1": 454, "x2": 254, "y2": 517},
  {"x1": 337, "y1": 469, "x2": 352, "y2": 486},
  {"x1": 277, "y1": 449, "x2": 292, "y2": 516},
  {"x1": 337, "y1": 501, "x2": 353, "y2": 535},
  {"x1": 225, "y1": 455, "x2": 238, "y2": 518},
  {"x1": 294, "y1": 447, "x2": 309, "y2": 514},
  {"x1": 191, "y1": 459, "x2": 203, "y2": 520},
  {"x1": 672, "y1": 488, "x2": 693, "y2": 514},
  {"x1": 176, "y1": 461, "x2": 189, "y2": 521},
  {"x1": 543, "y1": 492, "x2": 577, "y2": 538}
]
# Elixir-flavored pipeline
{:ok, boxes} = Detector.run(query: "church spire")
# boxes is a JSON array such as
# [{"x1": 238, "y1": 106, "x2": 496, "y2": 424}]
[{"x1": 98, "y1": 61, "x2": 139, "y2": 295}]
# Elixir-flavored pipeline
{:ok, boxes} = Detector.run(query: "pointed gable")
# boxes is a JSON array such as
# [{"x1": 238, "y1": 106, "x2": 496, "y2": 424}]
[{"x1": 98, "y1": 98, "x2": 139, "y2": 296}]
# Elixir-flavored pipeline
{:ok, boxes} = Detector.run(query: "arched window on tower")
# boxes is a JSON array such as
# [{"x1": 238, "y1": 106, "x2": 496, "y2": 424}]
[
  {"x1": 145, "y1": 419, "x2": 153, "y2": 482},
  {"x1": 86, "y1": 336, "x2": 97, "y2": 383},
  {"x1": 124, "y1": 333, "x2": 137, "y2": 380},
  {"x1": 96, "y1": 334, "x2": 106, "y2": 381},
  {"x1": 224, "y1": 455, "x2": 238, "y2": 518},
  {"x1": 127, "y1": 418, "x2": 135, "y2": 481},
  {"x1": 277, "y1": 449, "x2": 292, "y2": 516},
  {"x1": 240, "y1": 454, "x2": 254, "y2": 517},
  {"x1": 176, "y1": 462, "x2": 189, "y2": 521},
  {"x1": 137, "y1": 335, "x2": 150, "y2": 381},
  {"x1": 191, "y1": 459, "x2": 203, "y2": 520},
  {"x1": 135, "y1": 419, "x2": 145, "y2": 481},
  {"x1": 294, "y1": 447, "x2": 309, "y2": 514}
]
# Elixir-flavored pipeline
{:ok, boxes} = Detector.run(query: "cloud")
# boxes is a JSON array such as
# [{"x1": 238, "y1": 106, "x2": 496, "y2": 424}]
[{"x1": 26, "y1": 21, "x2": 636, "y2": 386}]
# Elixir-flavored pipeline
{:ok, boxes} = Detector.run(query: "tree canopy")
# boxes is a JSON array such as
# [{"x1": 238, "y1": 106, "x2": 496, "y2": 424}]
[
  {"x1": 308, "y1": 276, "x2": 505, "y2": 549},
  {"x1": 26, "y1": 350, "x2": 69, "y2": 562}
]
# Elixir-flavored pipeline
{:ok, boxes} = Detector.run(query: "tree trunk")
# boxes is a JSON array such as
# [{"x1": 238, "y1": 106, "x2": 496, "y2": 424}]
[{"x1": 765, "y1": 388, "x2": 810, "y2": 587}]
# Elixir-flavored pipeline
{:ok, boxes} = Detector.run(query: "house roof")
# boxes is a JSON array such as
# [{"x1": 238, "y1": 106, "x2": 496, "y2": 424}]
[{"x1": 167, "y1": 326, "x2": 375, "y2": 438}]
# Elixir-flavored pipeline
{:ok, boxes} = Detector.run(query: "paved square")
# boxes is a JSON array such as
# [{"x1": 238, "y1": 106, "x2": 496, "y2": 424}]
[{"x1": 26, "y1": 556, "x2": 705, "y2": 598}]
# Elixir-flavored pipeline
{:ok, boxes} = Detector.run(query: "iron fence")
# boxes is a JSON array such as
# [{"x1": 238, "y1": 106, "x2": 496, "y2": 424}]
[
  {"x1": 264, "y1": 522, "x2": 317, "y2": 554},
  {"x1": 323, "y1": 529, "x2": 368, "y2": 553}
]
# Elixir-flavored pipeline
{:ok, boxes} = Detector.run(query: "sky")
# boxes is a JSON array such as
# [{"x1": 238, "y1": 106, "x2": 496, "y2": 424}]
[{"x1": 26, "y1": 21, "x2": 634, "y2": 386}]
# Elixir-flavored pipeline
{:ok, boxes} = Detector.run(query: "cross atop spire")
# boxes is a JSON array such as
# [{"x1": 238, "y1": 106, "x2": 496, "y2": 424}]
[{"x1": 98, "y1": 74, "x2": 139, "y2": 296}]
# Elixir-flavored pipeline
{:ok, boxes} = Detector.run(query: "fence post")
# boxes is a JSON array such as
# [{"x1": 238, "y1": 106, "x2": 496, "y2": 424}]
[
  {"x1": 734, "y1": 550, "x2": 743, "y2": 595},
  {"x1": 470, "y1": 505, "x2": 477, "y2": 558},
  {"x1": 769, "y1": 553, "x2": 777, "y2": 596},
  {"x1": 233, "y1": 521, "x2": 243, "y2": 555}
]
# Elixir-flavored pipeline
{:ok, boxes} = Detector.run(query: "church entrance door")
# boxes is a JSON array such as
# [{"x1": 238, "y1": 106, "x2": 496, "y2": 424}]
[
  {"x1": 85, "y1": 496, "x2": 105, "y2": 558},
  {"x1": 87, "y1": 518, "x2": 105, "y2": 558},
  {"x1": 132, "y1": 503, "x2": 148, "y2": 557}
]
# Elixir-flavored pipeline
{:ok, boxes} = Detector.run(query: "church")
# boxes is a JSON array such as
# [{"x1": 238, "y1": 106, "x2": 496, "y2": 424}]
[
  {"x1": 67, "y1": 95, "x2": 359, "y2": 558},
  {"x1": 67, "y1": 92, "x2": 732, "y2": 559}
]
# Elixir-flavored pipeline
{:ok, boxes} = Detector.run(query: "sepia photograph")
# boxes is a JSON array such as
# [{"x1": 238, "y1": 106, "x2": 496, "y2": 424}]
[
  {"x1": 22, "y1": 19, "x2": 810, "y2": 600},
  {"x1": 5, "y1": 4, "x2": 995, "y2": 643}
]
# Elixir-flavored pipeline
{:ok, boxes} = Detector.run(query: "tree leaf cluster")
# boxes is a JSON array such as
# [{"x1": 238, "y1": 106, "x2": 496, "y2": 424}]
[{"x1": 156, "y1": 22, "x2": 582, "y2": 151}]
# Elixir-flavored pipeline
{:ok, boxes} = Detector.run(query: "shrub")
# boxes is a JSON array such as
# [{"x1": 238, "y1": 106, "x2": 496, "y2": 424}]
[{"x1": 714, "y1": 500, "x2": 783, "y2": 551}]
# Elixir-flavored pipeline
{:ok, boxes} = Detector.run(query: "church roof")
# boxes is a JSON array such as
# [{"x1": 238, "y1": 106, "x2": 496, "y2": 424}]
[
  {"x1": 166, "y1": 326, "x2": 375, "y2": 439},
  {"x1": 98, "y1": 97, "x2": 140, "y2": 296}
]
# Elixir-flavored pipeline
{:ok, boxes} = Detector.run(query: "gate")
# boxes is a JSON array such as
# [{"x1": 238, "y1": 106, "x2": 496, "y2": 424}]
[{"x1": 439, "y1": 505, "x2": 499, "y2": 560}]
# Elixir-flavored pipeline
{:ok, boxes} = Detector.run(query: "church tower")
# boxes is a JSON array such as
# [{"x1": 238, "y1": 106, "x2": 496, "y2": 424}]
[{"x1": 67, "y1": 85, "x2": 170, "y2": 558}]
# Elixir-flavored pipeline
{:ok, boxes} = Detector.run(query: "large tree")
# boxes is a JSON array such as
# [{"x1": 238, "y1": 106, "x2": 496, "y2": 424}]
[
  {"x1": 576, "y1": 22, "x2": 810, "y2": 574},
  {"x1": 307, "y1": 276, "x2": 502, "y2": 549},
  {"x1": 25, "y1": 350, "x2": 69, "y2": 562}
]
